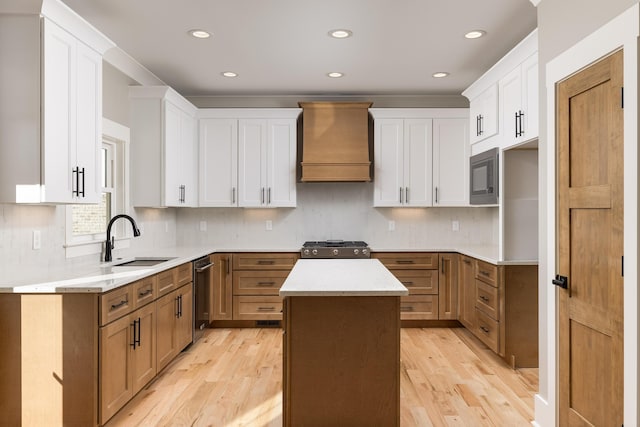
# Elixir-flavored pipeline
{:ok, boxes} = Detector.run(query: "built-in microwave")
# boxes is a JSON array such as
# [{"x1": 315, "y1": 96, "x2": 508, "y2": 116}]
[{"x1": 470, "y1": 147, "x2": 498, "y2": 205}]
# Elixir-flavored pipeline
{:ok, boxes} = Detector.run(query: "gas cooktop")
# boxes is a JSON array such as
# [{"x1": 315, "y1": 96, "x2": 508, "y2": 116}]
[{"x1": 301, "y1": 240, "x2": 370, "y2": 259}]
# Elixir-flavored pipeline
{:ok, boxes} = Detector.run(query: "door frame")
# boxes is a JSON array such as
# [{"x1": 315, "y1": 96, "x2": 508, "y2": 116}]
[{"x1": 538, "y1": 4, "x2": 639, "y2": 427}]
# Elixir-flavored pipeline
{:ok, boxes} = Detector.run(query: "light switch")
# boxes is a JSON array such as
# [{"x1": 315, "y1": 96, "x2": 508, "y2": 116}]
[
  {"x1": 388, "y1": 220, "x2": 395, "y2": 231},
  {"x1": 266, "y1": 220, "x2": 273, "y2": 231},
  {"x1": 32, "y1": 230, "x2": 41, "y2": 250},
  {"x1": 452, "y1": 220, "x2": 460, "y2": 232}
]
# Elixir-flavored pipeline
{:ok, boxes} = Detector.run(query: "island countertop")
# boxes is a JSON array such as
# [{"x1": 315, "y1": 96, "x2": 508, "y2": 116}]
[{"x1": 279, "y1": 258, "x2": 409, "y2": 297}]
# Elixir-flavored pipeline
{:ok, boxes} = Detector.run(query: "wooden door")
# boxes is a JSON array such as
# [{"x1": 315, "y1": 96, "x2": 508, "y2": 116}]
[
  {"x1": 156, "y1": 290, "x2": 178, "y2": 371},
  {"x1": 557, "y1": 50, "x2": 623, "y2": 426},
  {"x1": 132, "y1": 303, "x2": 157, "y2": 393},
  {"x1": 211, "y1": 253, "x2": 233, "y2": 320},
  {"x1": 438, "y1": 253, "x2": 458, "y2": 319},
  {"x1": 99, "y1": 315, "x2": 133, "y2": 425},
  {"x1": 458, "y1": 255, "x2": 476, "y2": 330},
  {"x1": 176, "y1": 283, "x2": 194, "y2": 350}
]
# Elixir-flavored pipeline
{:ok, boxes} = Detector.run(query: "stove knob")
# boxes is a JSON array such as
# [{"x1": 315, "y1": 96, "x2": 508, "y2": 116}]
[
  {"x1": 303, "y1": 249, "x2": 310, "y2": 256},
  {"x1": 332, "y1": 249, "x2": 339, "y2": 256},
  {"x1": 312, "y1": 249, "x2": 318, "y2": 256},
  {"x1": 362, "y1": 248, "x2": 369, "y2": 255},
  {"x1": 354, "y1": 249, "x2": 360, "y2": 255}
]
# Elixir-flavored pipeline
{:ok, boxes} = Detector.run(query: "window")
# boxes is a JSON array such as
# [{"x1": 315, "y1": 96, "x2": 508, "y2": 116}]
[{"x1": 65, "y1": 118, "x2": 130, "y2": 258}]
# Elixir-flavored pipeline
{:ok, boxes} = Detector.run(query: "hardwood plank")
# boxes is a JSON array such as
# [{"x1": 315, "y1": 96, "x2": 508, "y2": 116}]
[{"x1": 105, "y1": 327, "x2": 536, "y2": 426}]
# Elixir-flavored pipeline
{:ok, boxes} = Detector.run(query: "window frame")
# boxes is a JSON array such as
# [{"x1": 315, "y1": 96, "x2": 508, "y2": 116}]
[{"x1": 64, "y1": 118, "x2": 131, "y2": 259}]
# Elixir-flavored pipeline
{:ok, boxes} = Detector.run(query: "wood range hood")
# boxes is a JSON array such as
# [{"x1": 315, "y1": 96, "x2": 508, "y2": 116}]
[{"x1": 299, "y1": 102, "x2": 372, "y2": 182}]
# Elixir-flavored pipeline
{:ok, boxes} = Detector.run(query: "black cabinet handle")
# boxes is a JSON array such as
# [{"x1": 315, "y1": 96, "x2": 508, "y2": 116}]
[
  {"x1": 257, "y1": 306, "x2": 276, "y2": 312},
  {"x1": 138, "y1": 289, "x2": 153, "y2": 298},
  {"x1": 479, "y1": 295, "x2": 490, "y2": 302},
  {"x1": 401, "y1": 281, "x2": 414, "y2": 286},
  {"x1": 110, "y1": 299, "x2": 128, "y2": 311},
  {"x1": 479, "y1": 270, "x2": 491, "y2": 277},
  {"x1": 175, "y1": 296, "x2": 180, "y2": 317},
  {"x1": 480, "y1": 326, "x2": 490, "y2": 334},
  {"x1": 463, "y1": 259, "x2": 472, "y2": 266},
  {"x1": 400, "y1": 306, "x2": 413, "y2": 312},
  {"x1": 136, "y1": 318, "x2": 141, "y2": 347},
  {"x1": 478, "y1": 114, "x2": 484, "y2": 135},
  {"x1": 257, "y1": 281, "x2": 276, "y2": 287},
  {"x1": 131, "y1": 319, "x2": 140, "y2": 349},
  {"x1": 396, "y1": 260, "x2": 414, "y2": 264},
  {"x1": 79, "y1": 167, "x2": 85, "y2": 197}
]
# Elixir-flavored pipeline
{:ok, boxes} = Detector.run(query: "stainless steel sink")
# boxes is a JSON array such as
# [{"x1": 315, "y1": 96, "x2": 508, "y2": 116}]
[{"x1": 113, "y1": 257, "x2": 176, "y2": 267}]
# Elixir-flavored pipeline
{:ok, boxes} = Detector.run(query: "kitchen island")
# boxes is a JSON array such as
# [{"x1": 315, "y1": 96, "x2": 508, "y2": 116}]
[{"x1": 280, "y1": 259, "x2": 408, "y2": 427}]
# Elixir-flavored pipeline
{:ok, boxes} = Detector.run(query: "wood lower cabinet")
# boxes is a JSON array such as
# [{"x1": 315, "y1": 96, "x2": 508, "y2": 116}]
[
  {"x1": 229, "y1": 253, "x2": 298, "y2": 321},
  {"x1": 458, "y1": 255, "x2": 476, "y2": 330},
  {"x1": 157, "y1": 282, "x2": 193, "y2": 372},
  {"x1": 100, "y1": 300, "x2": 156, "y2": 425},
  {"x1": 438, "y1": 253, "x2": 458, "y2": 319},
  {"x1": 211, "y1": 253, "x2": 233, "y2": 320}
]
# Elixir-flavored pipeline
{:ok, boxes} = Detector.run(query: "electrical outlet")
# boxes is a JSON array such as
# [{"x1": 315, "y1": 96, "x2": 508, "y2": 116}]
[
  {"x1": 266, "y1": 220, "x2": 273, "y2": 231},
  {"x1": 199, "y1": 221, "x2": 207, "y2": 232},
  {"x1": 388, "y1": 220, "x2": 395, "y2": 231},
  {"x1": 452, "y1": 220, "x2": 460, "y2": 232},
  {"x1": 165, "y1": 221, "x2": 169, "y2": 233},
  {"x1": 32, "y1": 230, "x2": 41, "y2": 250}
]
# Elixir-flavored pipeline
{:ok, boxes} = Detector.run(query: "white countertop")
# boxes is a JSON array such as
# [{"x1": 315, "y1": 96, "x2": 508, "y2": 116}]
[{"x1": 279, "y1": 259, "x2": 409, "y2": 297}]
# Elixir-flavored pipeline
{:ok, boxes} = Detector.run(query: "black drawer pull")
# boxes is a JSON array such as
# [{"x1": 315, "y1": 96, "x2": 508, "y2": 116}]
[
  {"x1": 480, "y1": 326, "x2": 490, "y2": 334},
  {"x1": 257, "y1": 306, "x2": 276, "y2": 312},
  {"x1": 479, "y1": 295, "x2": 490, "y2": 302},
  {"x1": 463, "y1": 259, "x2": 472, "y2": 265},
  {"x1": 110, "y1": 299, "x2": 128, "y2": 311},
  {"x1": 396, "y1": 260, "x2": 415, "y2": 264},
  {"x1": 257, "y1": 281, "x2": 276, "y2": 287},
  {"x1": 400, "y1": 306, "x2": 414, "y2": 312},
  {"x1": 138, "y1": 289, "x2": 153, "y2": 298},
  {"x1": 257, "y1": 260, "x2": 275, "y2": 265},
  {"x1": 401, "y1": 281, "x2": 414, "y2": 286},
  {"x1": 479, "y1": 270, "x2": 491, "y2": 277}
]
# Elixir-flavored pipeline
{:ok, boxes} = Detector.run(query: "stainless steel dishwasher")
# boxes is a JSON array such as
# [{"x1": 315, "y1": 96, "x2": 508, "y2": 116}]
[{"x1": 193, "y1": 255, "x2": 213, "y2": 342}]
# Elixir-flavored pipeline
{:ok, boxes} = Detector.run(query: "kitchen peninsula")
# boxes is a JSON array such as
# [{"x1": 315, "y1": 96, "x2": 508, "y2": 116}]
[{"x1": 280, "y1": 259, "x2": 408, "y2": 426}]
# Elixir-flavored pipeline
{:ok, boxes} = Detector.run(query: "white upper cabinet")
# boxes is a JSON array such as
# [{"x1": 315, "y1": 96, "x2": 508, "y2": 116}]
[
  {"x1": 463, "y1": 29, "x2": 538, "y2": 155},
  {"x1": 0, "y1": 4, "x2": 113, "y2": 204},
  {"x1": 433, "y1": 118, "x2": 469, "y2": 207},
  {"x1": 468, "y1": 84, "x2": 498, "y2": 145},
  {"x1": 129, "y1": 87, "x2": 198, "y2": 207},
  {"x1": 500, "y1": 53, "x2": 539, "y2": 148},
  {"x1": 198, "y1": 109, "x2": 300, "y2": 208},
  {"x1": 372, "y1": 109, "x2": 469, "y2": 208},
  {"x1": 199, "y1": 119, "x2": 238, "y2": 207}
]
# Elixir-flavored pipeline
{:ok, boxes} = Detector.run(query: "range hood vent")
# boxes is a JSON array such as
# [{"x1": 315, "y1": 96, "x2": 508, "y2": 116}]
[{"x1": 299, "y1": 102, "x2": 372, "y2": 182}]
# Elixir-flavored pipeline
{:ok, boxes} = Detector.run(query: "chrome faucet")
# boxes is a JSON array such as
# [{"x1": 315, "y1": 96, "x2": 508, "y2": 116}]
[{"x1": 104, "y1": 214, "x2": 141, "y2": 262}]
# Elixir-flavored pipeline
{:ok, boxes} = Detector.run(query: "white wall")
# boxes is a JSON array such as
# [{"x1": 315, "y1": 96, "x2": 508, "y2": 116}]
[{"x1": 176, "y1": 183, "x2": 497, "y2": 250}]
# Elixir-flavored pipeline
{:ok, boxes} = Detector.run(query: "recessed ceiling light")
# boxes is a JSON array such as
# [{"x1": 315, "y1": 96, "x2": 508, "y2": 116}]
[
  {"x1": 221, "y1": 71, "x2": 238, "y2": 78},
  {"x1": 329, "y1": 29, "x2": 353, "y2": 39},
  {"x1": 189, "y1": 29, "x2": 211, "y2": 39},
  {"x1": 327, "y1": 72, "x2": 344, "y2": 78},
  {"x1": 432, "y1": 72, "x2": 449, "y2": 78},
  {"x1": 464, "y1": 30, "x2": 486, "y2": 39}
]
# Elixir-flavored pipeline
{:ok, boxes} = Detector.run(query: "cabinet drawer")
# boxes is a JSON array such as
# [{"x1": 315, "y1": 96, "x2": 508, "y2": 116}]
[
  {"x1": 233, "y1": 253, "x2": 299, "y2": 270},
  {"x1": 372, "y1": 252, "x2": 438, "y2": 269},
  {"x1": 475, "y1": 260, "x2": 498, "y2": 287},
  {"x1": 176, "y1": 262, "x2": 193, "y2": 286},
  {"x1": 100, "y1": 285, "x2": 134, "y2": 326},
  {"x1": 476, "y1": 279, "x2": 499, "y2": 320},
  {"x1": 233, "y1": 271, "x2": 288, "y2": 295},
  {"x1": 157, "y1": 268, "x2": 177, "y2": 297},
  {"x1": 399, "y1": 295, "x2": 438, "y2": 320},
  {"x1": 391, "y1": 270, "x2": 438, "y2": 294},
  {"x1": 233, "y1": 296, "x2": 283, "y2": 320},
  {"x1": 132, "y1": 276, "x2": 157, "y2": 308},
  {"x1": 475, "y1": 309, "x2": 499, "y2": 353}
]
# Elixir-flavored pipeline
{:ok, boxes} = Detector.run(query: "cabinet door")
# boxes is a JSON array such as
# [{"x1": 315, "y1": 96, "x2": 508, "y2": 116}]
[
  {"x1": 131, "y1": 303, "x2": 157, "y2": 393},
  {"x1": 438, "y1": 253, "x2": 458, "y2": 320},
  {"x1": 176, "y1": 283, "x2": 193, "y2": 351},
  {"x1": 211, "y1": 254, "x2": 233, "y2": 321},
  {"x1": 500, "y1": 66, "x2": 522, "y2": 148},
  {"x1": 458, "y1": 255, "x2": 476, "y2": 330},
  {"x1": 238, "y1": 119, "x2": 266, "y2": 207},
  {"x1": 432, "y1": 118, "x2": 469, "y2": 206},
  {"x1": 404, "y1": 119, "x2": 432, "y2": 207},
  {"x1": 180, "y1": 110, "x2": 198, "y2": 206},
  {"x1": 199, "y1": 118, "x2": 238, "y2": 206},
  {"x1": 521, "y1": 54, "x2": 538, "y2": 141},
  {"x1": 163, "y1": 101, "x2": 182, "y2": 206},
  {"x1": 156, "y1": 290, "x2": 178, "y2": 372},
  {"x1": 74, "y1": 39, "x2": 102, "y2": 203},
  {"x1": 469, "y1": 84, "x2": 498, "y2": 144},
  {"x1": 99, "y1": 315, "x2": 133, "y2": 425},
  {"x1": 42, "y1": 18, "x2": 75, "y2": 203},
  {"x1": 373, "y1": 119, "x2": 404, "y2": 207},
  {"x1": 266, "y1": 119, "x2": 297, "y2": 207}
]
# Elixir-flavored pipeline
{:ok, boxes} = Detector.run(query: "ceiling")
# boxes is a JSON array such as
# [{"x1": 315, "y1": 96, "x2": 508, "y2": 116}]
[{"x1": 60, "y1": 0, "x2": 537, "y2": 97}]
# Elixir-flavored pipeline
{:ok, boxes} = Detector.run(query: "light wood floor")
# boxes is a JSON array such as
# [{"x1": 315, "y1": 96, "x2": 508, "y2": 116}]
[{"x1": 105, "y1": 327, "x2": 537, "y2": 427}]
